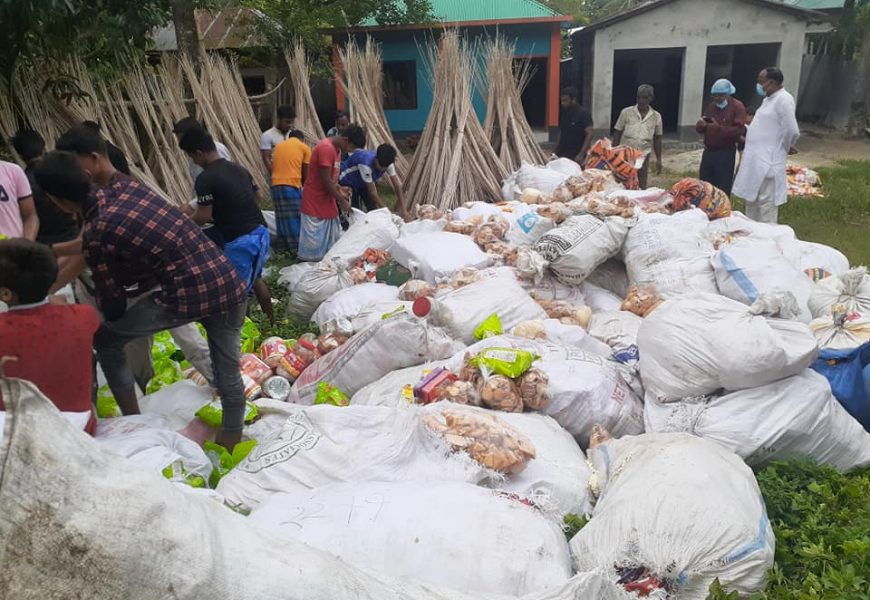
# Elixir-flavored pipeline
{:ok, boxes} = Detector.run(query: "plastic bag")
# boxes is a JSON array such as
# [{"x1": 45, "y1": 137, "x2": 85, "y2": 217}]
[
  {"x1": 536, "y1": 299, "x2": 592, "y2": 328},
  {"x1": 620, "y1": 285, "x2": 663, "y2": 318},
  {"x1": 416, "y1": 204, "x2": 445, "y2": 220},
  {"x1": 478, "y1": 375, "x2": 524, "y2": 412},
  {"x1": 535, "y1": 215, "x2": 631, "y2": 286},
  {"x1": 423, "y1": 407, "x2": 536, "y2": 474},
  {"x1": 315, "y1": 382, "x2": 350, "y2": 407},
  {"x1": 96, "y1": 385, "x2": 122, "y2": 418},
  {"x1": 239, "y1": 318, "x2": 262, "y2": 355},
  {"x1": 669, "y1": 178, "x2": 732, "y2": 220},
  {"x1": 473, "y1": 313, "x2": 503, "y2": 340},
  {"x1": 434, "y1": 380, "x2": 481, "y2": 406},
  {"x1": 204, "y1": 439, "x2": 257, "y2": 488},
  {"x1": 398, "y1": 279, "x2": 434, "y2": 301},
  {"x1": 195, "y1": 400, "x2": 259, "y2": 429},
  {"x1": 518, "y1": 367, "x2": 550, "y2": 410},
  {"x1": 810, "y1": 306, "x2": 870, "y2": 350},
  {"x1": 471, "y1": 347, "x2": 537, "y2": 378}
]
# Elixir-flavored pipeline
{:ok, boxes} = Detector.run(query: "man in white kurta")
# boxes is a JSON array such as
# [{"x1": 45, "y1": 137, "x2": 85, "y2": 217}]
[{"x1": 732, "y1": 67, "x2": 800, "y2": 224}]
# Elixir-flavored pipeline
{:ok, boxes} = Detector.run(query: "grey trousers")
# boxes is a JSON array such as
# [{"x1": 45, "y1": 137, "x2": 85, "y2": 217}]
[
  {"x1": 745, "y1": 176, "x2": 780, "y2": 224},
  {"x1": 94, "y1": 295, "x2": 248, "y2": 432}
]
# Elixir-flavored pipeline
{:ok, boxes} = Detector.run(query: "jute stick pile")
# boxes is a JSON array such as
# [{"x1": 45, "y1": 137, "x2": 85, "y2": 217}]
[
  {"x1": 405, "y1": 31, "x2": 506, "y2": 211},
  {"x1": 338, "y1": 36, "x2": 409, "y2": 179},
  {"x1": 483, "y1": 37, "x2": 548, "y2": 173},
  {"x1": 284, "y1": 41, "x2": 325, "y2": 145}
]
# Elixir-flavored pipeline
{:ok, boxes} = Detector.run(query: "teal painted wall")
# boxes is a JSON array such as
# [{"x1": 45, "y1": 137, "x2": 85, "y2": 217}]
[{"x1": 353, "y1": 23, "x2": 555, "y2": 134}]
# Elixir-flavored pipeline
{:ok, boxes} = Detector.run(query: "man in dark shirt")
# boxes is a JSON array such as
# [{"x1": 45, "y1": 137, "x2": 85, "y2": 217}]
[
  {"x1": 179, "y1": 127, "x2": 273, "y2": 320},
  {"x1": 696, "y1": 79, "x2": 747, "y2": 195},
  {"x1": 81, "y1": 120, "x2": 130, "y2": 175},
  {"x1": 37, "y1": 126, "x2": 249, "y2": 451},
  {"x1": 11, "y1": 129, "x2": 79, "y2": 244},
  {"x1": 555, "y1": 86, "x2": 594, "y2": 163}
]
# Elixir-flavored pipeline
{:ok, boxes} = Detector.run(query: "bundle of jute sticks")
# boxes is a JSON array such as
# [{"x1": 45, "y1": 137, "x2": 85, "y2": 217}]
[
  {"x1": 404, "y1": 31, "x2": 507, "y2": 211},
  {"x1": 338, "y1": 36, "x2": 409, "y2": 179},
  {"x1": 483, "y1": 37, "x2": 548, "y2": 173}
]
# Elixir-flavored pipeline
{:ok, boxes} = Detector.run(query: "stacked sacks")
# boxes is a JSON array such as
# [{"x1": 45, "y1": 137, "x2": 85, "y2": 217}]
[
  {"x1": 535, "y1": 215, "x2": 633, "y2": 286},
  {"x1": 638, "y1": 293, "x2": 818, "y2": 402},
  {"x1": 622, "y1": 209, "x2": 718, "y2": 298},
  {"x1": 711, "y1": 236, "x2": 815, "y2": 323},
  {"x1": 645, "y1": 369, "x2": 870, "y2": 471},
  {"x1": 571, "y1": 432, "x2": 774, "y2": 599}
]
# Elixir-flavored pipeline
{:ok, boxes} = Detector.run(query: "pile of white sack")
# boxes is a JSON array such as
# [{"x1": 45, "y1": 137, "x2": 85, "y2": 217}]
[{"x1": 2, "y1": 164, "x2": 869, "y2": 600}]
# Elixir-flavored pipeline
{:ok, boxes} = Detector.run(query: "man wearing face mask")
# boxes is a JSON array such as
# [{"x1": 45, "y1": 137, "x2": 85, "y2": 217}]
[
  {"x1": 732, "y1": 67, "x2": 800, "y2": 223},
  {"x1": 696, "y1": 79, "x2": 746, "y2": 195}
]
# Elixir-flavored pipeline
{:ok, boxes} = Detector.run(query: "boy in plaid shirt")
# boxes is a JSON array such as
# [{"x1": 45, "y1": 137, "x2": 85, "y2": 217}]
[{"x1": 37, "y1": 126, "x2": 249, "y2": 450}]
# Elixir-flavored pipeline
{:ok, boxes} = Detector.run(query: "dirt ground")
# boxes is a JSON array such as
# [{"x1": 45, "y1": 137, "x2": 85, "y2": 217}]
[{"x1": 650, "y1": 124, "x2": 870, "y2": 188}]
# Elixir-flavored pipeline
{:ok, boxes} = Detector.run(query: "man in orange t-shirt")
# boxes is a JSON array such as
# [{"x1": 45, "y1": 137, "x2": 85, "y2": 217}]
[
  {"x1": 271, "y1": 130, "x2": 311, "y2": 252},
  {"x1": 297, "y1": 124, "x2": 365, "y2": 262}
]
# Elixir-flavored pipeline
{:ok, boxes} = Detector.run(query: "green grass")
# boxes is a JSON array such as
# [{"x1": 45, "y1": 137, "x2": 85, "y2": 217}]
[
  {"x1": 776, "y1": 160, "x2": 870, "y2": 266},
  {"x1": 247, "y1": 250, "x2": 318, "y2": 342}
]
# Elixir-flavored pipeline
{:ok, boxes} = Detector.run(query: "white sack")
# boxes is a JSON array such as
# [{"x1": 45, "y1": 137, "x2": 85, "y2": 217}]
[
  {"x1": 585, "y1": 258, "x2": 630, "y2": 298},
  {"x1": 535, "y1": 215, "x2": 631, "y2": 286},
  {"x1": 503, "y1": 162, "x2": 574, "y2": 201},
  {"x1": 400, "y1": 218, "x2": 446, "y2": 236},
  {"x1": 348, "y1": 300, "x2": 414, "y2": 332},
  {"x1": 451, "y1": 201, "x2": 505, "y2": 222},
  {"x1": 390, "y1": 232, "x2": 492, "y2": 283},
  {"x1": 277, "y1": 261, "x2": 317, "y2": 289},
  {"x1": 525, "y1": 273, "x2": 587, "y2": 306},
  {"x1": 623, "y1": 209, "x2": 718, "y2": 297},
  {"x1": 810, "y1": 311, "x2": 870, "y2": 350},
  {"x1": 707, "y1": 212, "x2": 797, "y2": 249},
  {"x1": 513, "y1": 319, "x2": 613, "y2": 357},
  {"x1": 447, "y1": 338, "x2": 643, "y2": 448},
  {"x1": 645, "y1": 370, "x2": 870, "y2": 472},
  {"x1": 216, "y1": 402, "x2": 487, "y2": 511},
  {"x1": 138, "y1": 380, "x2": 213, "y2": 431},
  {"x1": 250, "y1": 481, "x2": 573, "y2": 597},
  {"x1": 324, "y1": 208, "x2": 399, "y2": 269},
  {"x1": 546, "y1": 158, "x2": 585, "y2": 178},
  {"x1": 712, "y1": 237, "x2": 814, "y2": 322},
  {"x1": 436, "y1": 276, "x2": 548, "y2": 344},
  {"x1": 351, "y1": 388, "x2": 594, "y2": 518},
  {"x1": 588, "y1": 311, "x2": 642, "y2": 365},
  {"x1": 809, "y1": 267, "x2": 870, "y2": 318},
  {"x1": 288, "y1": 312, "x2": 462, "y2": 405},
  {"x1": 504, "y1": 205, "x2": 556, "y2": 247},
  {"x1": 1, "y1": 378, "x2": 637, "y2": 600},
  {"x1": 95, "y1": 415, "x2": 212, "y2": 483},
  {"x1": 581, "y1": 281, "x2": 623, "y2": 313},
  {"x1": 311, "y1": 282, "x2": 399, "y2": 328},
  {"x1": 638, "y1": 293, "x2": 819, "y2": 401},
  {"x1": 571, "y1": 433, "x2": 774, "y2": 599},
  {"x1": 286, "y1": 260, "x2": 354, "y2": 322},
  {"x1": 781, "y1": 239, "x2": 849, "y2": 276}
]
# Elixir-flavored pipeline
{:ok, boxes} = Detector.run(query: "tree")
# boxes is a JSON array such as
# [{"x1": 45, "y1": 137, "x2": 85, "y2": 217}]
[
  {"x1": 0, "y1": 1, "x2": 177, "y2": 88},
  {"x1": 172, "y1": 0, "x2": 203, "y2": 64},
  {"x1": 541, "y1": 0, "x2": 644, "y2": 25},
  {"x1": 245, "y1": 0, "x2": 435, "y2": 58}
]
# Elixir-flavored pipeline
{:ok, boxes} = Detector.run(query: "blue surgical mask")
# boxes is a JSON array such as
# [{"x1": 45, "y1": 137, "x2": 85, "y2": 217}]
[
  {"x1": 756, "y1": 83, "x2": 766, "y2": 97},
  {"x1": 716, "y1": 99, "x2": 728, "y2": 109}
]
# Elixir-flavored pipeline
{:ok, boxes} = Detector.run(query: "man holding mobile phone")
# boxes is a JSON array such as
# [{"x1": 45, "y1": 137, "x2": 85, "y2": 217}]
[{"x1": 696, "y1": 79, "x2": 746, "y2": 195}]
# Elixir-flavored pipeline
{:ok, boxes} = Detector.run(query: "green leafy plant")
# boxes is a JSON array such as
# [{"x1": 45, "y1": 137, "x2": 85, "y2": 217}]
[
  {"x1": 706, "y1": 460, "x2": 870, "y2": 600},
  {"x1": 248, "y1": 250, "x2": 320, "y2": 342}
]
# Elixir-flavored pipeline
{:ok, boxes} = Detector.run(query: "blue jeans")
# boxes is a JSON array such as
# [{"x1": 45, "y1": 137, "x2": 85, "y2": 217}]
[{"x1": 94, "y1": 295, "x2": 248, "y2": 432}]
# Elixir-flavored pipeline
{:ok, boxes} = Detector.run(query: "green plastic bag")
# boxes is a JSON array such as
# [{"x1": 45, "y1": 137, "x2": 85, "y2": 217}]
[
  {"x1": 376, "y1": 260, "x2": 413, "y2": 286},
  {"x1": 162, "y1": 462, "x2": 207, "y2": 489},
  {"x1": 471, "y1": 347, "x2": 538, "y2": 378},
  {"x1": 240, "y1": 317, "x2": 262, "y2": 354},
  {"x1": 145, "y1": 330, "x2": 187, "y2": 395},
  {"x1": 315, "y1": 382, "x2": 349, "y2": 407},
  {"x1": 473, "y1": 313, "x2": 503, "y2": 340},
  {"x1": 381, "y1": 305, "x2": 407, "y2": 320},
  {"x1": 195, "y1": 400, "x2": 259, "y2": 428},
  {"x1": 204, "y1": 440, "x2": 257, "y2": 488},
  {"x1": 96, "y1": 385, "x2": 122, "y2": 418}
]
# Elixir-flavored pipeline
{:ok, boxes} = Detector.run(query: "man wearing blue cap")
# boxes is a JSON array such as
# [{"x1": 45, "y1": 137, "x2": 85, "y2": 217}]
[{"x1": 696, "y1": 78, "x2": 746, "y2": 195}]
